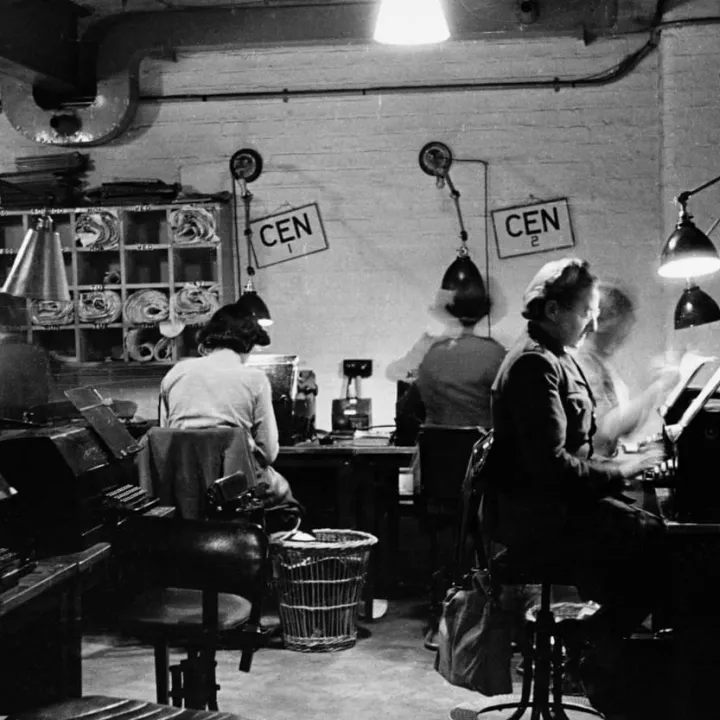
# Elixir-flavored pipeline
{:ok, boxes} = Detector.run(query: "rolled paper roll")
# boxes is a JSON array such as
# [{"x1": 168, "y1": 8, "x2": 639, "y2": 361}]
[
  {"x1": 30, "y1": 299, "x2": 74, "y2": 326},
  {"x1": 74, "y1": 210, "x2": 120, "y2": 249},
  {"x1": 153, "y1": 336, "x2": 174, "y2": 362},
  {"x1": 170, "y1": 282, "x2": 220, "y2": 325},
  {"x1": 123, "y1": 289, "x2": 169, "y2": 325},
  {"x1": 125, "y1": 329, "x2": 156, "y2": 362},
  {"x1": 78, "y1": 290, "x2": 122, "y2": 324},
  {"x1": 169, "y1": 206, "x2": 220, "y2": 245}
]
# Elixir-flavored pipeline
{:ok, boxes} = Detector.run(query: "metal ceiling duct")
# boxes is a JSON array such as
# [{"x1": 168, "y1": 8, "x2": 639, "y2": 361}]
[{"x1": 0, "y1": 0, "x2": 621, "y2": 147}]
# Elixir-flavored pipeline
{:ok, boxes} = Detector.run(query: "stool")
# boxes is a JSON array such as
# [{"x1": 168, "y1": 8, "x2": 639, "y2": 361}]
[
  {"x1": 5, "y1": 696, "x2": 252, "y2": 720},
  {"x1": 451, "y1": 579, "x2": 605, "y2": 720}
]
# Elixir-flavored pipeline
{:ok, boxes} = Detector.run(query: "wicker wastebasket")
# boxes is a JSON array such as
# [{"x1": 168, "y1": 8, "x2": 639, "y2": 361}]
[{"x1": 270, "y1": 529, "x2": 378, "y2": 652}]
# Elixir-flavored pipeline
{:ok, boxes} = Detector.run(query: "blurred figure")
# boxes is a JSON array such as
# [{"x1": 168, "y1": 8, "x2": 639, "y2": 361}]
[
  {"x1": 0, "y1": 292, "x2": 53, "y2": 422},
  {"x1": 391, "y1": 283, "x2": 506, "y2": 444},
  {"x1": 576, "y1": 282, "x2": 679, "y2": 457}
]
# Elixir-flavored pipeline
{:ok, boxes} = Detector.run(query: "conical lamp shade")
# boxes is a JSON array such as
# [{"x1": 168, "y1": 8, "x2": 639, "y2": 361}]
[
  {"x1": 659, "y1": 211, "x2": 720, "y2": 279},
  {"x1": 441, "y1": 254, "x2": 489, "y2": 322},
  {"x1": 373, "y1": 0, "x2": 450, "y2": 45},
  {"x1": 1, "y1": 216, "x2": 70, "y2": 301},
  {"x1": 674, "y1": 284, "x2": 720, "y2": 329},
  {"x1": 235, "y1": 288, "x2": 273, "y2": 327}
]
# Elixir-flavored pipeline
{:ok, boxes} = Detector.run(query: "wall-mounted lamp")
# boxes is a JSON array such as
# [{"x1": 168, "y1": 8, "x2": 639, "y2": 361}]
[
  {"x1": 373, "y1": 0, "x2": 450, "y2": 45},
  {"x1": 419, "y1": 141, "x2": 489, "y2": 323},
  {"x1": 659, "y1": 173, "x2": 720, "y2": 330},
  {"x1": 659, "y1": 176, "x2": 720, "y2": 279},
  {"x1": 229, "y1": 148, "x2": 272, "y2": 328},
  {"x1": 1, "y1": 215, "x2": 70, "y2": 301},
  {"x1": 674, "y1": 283, "x2": 720, "y2": 330}
]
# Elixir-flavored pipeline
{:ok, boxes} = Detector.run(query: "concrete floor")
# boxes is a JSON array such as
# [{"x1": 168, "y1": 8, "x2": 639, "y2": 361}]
[{"x1": 81, "y1": 595, "x2": 600, "y2": 720}]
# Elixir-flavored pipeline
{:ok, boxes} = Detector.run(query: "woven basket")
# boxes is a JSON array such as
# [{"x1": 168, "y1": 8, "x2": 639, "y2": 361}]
[{"x1": 270, "y1": 529, "x2": 378, "y2": 652}]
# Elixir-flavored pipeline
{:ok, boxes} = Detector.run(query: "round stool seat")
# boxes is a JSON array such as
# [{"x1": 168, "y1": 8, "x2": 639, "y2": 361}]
[{"x1": 525, "y1": 600, "x2": 600, "y2": 624}]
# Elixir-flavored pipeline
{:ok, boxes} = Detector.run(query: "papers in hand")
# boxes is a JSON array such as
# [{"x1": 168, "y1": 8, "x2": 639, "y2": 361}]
[
  {"x1": 669, "y1": 359, "x2": 720, "y2": 442},
  {"x1": 660, "y1": 351, "x2": 717, "y2": 419}
]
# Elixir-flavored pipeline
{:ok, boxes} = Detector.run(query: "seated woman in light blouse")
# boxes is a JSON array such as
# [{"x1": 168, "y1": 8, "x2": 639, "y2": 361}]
[{"x1": 159, "y1": 304, "x2": 299, "y2": 515}]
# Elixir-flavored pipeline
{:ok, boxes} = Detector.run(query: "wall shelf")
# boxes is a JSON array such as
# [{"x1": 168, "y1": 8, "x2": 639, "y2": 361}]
[{"x1": 0, "y1": 199, "x2": 236, "y2": 366}]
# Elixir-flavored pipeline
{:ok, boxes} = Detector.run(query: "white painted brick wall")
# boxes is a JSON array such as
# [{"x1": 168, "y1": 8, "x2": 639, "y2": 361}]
[{"x1": 2, "y1": 28, "x2": 716, "y2": 430}]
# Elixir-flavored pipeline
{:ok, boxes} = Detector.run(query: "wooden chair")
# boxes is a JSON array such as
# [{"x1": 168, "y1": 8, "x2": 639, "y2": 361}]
[
  {"x1": 415, "y1": 424, "x2": 486, "y2": 647},
  {"x1": 115, "y1": 515, "x2": 270, "y2": 711},
  {"x1": 416, "y1": 423, "x2": 487, "y2": 575}
]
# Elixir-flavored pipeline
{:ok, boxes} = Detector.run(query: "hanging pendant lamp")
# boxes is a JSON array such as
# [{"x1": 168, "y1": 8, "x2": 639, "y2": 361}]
[
  {"x1": 2, "y1": 215, "x2": 70, "y2": 301},
  {"x1": 373, "y1": 0, "x2": 450, "y2": 45},
  {"x1": 236, "y1": 280, "x2": 273, "y2": 327},
  {"x1": 674, "y1": 283, "x2": 720, "y2": 330}
]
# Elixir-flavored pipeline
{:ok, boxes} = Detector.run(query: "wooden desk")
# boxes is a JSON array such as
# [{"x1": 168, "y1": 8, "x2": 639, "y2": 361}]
[
  {"x1": 277, "y1": 441, "x2": 414, "y2": 620},
  {"x1": 0, "y1": 543, "x2": 111, "y2": 714}
]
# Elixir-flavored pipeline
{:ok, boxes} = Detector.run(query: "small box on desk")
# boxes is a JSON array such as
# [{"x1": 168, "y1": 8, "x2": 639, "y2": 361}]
[{"x1": 331, "y1": 398, "x2": 372, "y2": 433}]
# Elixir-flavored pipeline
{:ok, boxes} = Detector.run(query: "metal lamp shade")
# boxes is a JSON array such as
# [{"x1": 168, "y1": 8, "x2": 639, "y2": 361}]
[
  {"x1": 1, "y1": 216, "x2": 70, "y2": 301},
  {"x1": 235, "y1": 289, "x2": 273, "y2": 327},
  {"x1": 659, "y1": 213, "x2": 720, "y2": 279},
  {"x1": 674, "y1": 284, "x2": 720, "y2": 330},
  {"x1": 441, "y1": 254, "x2": 489, "y2": 322}
]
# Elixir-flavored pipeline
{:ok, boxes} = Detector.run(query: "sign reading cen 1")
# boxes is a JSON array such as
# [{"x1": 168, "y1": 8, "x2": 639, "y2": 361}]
[
  {"x1": 492, "y1": 198, "x2": 574, "y2": 259},
  {"x1": 249, "y1": 202, "x2": 328, "y2": 268}
]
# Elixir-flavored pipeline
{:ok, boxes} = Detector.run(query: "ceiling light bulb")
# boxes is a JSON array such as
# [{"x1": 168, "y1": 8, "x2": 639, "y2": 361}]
[{"x1": 373, "y1": 0, "x2": 450, "y2": 45}]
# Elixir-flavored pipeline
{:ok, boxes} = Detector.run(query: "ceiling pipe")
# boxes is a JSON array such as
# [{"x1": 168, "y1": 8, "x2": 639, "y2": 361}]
[{"x1": 0, "y1": 0, "x2": 623, "y2": 147}]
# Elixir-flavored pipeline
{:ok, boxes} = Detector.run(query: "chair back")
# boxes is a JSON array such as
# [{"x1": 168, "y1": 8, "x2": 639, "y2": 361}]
[
  {"x1": 136, "y1": 426, "x2": 258, "y2": 519},
  {"x1": 417, "y1": 424, "x2": 486, "y2": 510},
  {"x1": 118, "y1": 514, "x2": 270, "y2": 600},
  {"x1": 456, "y1": 430, "x2": 494, "y2": 574}
]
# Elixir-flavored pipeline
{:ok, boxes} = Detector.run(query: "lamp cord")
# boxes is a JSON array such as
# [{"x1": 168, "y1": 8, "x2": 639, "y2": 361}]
[
  {"x1": 443, "y1": 173, "x2": 469, "y2": 253},
  {"x1": 241, "y1": 181, "x2": 255, "y2": 285}
]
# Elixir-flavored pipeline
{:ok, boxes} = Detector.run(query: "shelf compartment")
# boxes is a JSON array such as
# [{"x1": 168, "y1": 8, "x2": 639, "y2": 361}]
[
  {"x1": 32, "y1": 328, "x2": 77, "y2": 360},
  {"x1": 124, "y1": 326, "x2": 175, "y2": 363},
  {"x1": 125, "y1": 209, "x2": 168, "y2": 245},
  {"x1": 76, "y1": 250, "x2": 121, "y2": 286},
  {"x1": 172, "y1": 246, "x2": 218, "y2": 284},
  {"x1": 125, "y1": 250, "x2": 169, "y2": 284},
  {"x1": 79, "y1": 327, "x2": 125, "y2": 363}
]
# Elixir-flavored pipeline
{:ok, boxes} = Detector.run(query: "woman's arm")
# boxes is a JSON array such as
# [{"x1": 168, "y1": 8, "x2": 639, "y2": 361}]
[{"x1": 252, "y1": 376, "x2": 279, "y2": 465}]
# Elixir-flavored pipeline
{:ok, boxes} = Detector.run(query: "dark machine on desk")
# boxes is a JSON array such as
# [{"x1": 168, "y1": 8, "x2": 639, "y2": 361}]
[
  {"x1": 246, "y1": 353, "x2": 317, "y2": 444},
  {"x1": 645, "y1": 359, "x2": 720, "y2": 522},
  {"x1": 0, "y1": 386, "x2": 158, "y2": 566},
  {"x1": 332, "y1": 359, "x2": 373, "y2": 434}
]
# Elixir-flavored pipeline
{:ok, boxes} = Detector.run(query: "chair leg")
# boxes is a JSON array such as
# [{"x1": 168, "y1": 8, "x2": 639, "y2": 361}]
[{"x1": 153, "y1": 641, "x2": 170, "y2": 705}]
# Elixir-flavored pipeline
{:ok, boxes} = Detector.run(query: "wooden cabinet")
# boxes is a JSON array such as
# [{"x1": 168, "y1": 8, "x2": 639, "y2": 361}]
[{"x1": 0, "y1": 200, "x2": 236, "y2": 365}]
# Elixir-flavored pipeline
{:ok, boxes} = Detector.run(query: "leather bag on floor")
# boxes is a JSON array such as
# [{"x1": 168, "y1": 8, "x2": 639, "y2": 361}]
[{"x1": 434, "y1": 569, "x2": 513, "y2": 696}]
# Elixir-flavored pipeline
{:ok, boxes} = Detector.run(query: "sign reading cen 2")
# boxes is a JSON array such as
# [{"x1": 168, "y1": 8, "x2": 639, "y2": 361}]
[
  {"x1": 250, "y1": 203, "x2": 328, "y2": 268},
  {"x1": 492, "y1": 198, "x2": 574, "y2": 259}
]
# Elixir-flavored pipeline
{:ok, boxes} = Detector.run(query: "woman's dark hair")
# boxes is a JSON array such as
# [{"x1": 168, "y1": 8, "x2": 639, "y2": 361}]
[
  {"x1": 522, "y1": 258, "x2": 597, "y2": 321},
  {"x1": 196, "y1": 304, "x2": 270, "y2": 354}
]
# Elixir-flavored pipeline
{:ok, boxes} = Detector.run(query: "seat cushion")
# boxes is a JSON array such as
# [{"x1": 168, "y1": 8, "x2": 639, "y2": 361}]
[
  {"x1": 6, "y1": 696, "x2": 250, "y2": 720},
  {"x1": 121, "y1": 588, "x2": 252, "y2": 640}
]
